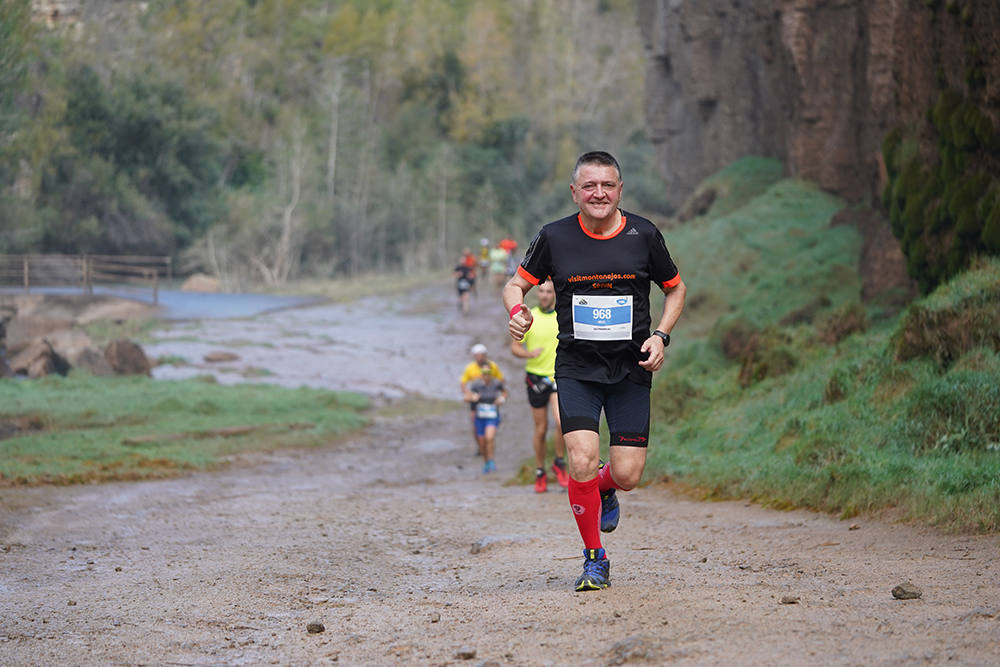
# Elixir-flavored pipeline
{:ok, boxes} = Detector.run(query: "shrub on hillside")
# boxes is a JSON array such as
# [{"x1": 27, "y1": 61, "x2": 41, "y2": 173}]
[
  {"x1": 738, "y1": 327, "x2": 797, "y2": 388},
  {"x1": 893, "y1": 265, "x2": 1000, "y2": 367},
  {"x1": 817, "y1": 302, "x2": 869, "y2": 345}
]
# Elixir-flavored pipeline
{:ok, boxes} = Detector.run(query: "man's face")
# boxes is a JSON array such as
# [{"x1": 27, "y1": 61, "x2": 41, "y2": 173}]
[
  {"x1": 537, "y1": 281, "x2": 556, "y2": 311},
  {"x1": 473, "y1": 353, "x2": 487, "y2": 365},
  {"x1": 571, "y1": 163, "x2": 622, "y2": 222}
]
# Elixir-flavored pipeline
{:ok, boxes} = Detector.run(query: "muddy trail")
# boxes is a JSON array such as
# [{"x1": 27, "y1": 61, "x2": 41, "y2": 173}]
[{"x1": 1, "y1": 283, "x2": 998, "y2": 666}]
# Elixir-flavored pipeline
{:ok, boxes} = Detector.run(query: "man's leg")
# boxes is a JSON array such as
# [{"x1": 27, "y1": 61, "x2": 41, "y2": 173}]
[
  {"x1": 531, "y1": 405, "x2": 548, "y2": 469},
  {"x1": 597, "y1": 378, "x2": 652, "y2": 532},
  {"x1": 549, "y1": 392, "x2": 569, "y2": 487},
  {"x1": 564, "y1": 429, "x2": 602, "y2": 546},
  {"x1": 482, "y1": 424, "x2": 497, "y2": 472}
]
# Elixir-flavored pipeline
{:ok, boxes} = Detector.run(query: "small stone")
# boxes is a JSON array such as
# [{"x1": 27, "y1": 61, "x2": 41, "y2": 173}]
[
  {"x1": 699, "y1": 556, "x2": 708, "y2": 563},
  {"x1": 67, "y1": 600, "x2": 77, "y2": 606},
  {"x1": 849, "y1": 523, "x2": 860, "y2": 530},
  {"x1": 115, "y1": 566, "x2": 122, "y2": 572},
  {"x1": 891, "y1": 582, "x2": 922, "y2": 600},
  {"x1": 455, "y1": 647, "x2": 477, "y2": 660},
  {"x1": 430, "y1": 612, "x2": 441, "y2": 623},
  {"x1": 306, "y1": 622, "x2": 325, "y2": 634},
  {"x1": 780, "y1": 595, "x2": 800, "y2": 605}
]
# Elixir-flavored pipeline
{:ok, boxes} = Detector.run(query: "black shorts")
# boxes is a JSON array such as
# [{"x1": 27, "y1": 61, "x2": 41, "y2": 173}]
[
  {"x1": 525, "y1": 373, "x2": 556, "y2": 409},
  {"x1": 556, "y1": 376, "x2": 650, "y2": 447}
]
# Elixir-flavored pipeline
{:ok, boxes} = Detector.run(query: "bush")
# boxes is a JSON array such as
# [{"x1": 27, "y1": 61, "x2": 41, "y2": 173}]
[{"x1": 817, "y1": 302, "x2": 869, "y2": 345}]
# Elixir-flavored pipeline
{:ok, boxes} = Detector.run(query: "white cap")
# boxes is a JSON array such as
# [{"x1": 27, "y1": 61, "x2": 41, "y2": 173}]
[{"x1": 470, "y1": 343, "x2": 487, "y2": 355}]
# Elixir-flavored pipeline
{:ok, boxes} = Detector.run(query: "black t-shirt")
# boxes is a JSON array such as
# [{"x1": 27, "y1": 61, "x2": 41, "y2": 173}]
[{"x1": 518, "y1": 210, "x2": 680, "y2": 386}]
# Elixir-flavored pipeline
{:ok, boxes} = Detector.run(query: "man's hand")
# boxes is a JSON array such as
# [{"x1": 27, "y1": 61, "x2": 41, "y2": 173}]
[
  {"x1": 529, "y1": 347, "x2": 543, "y2": 358},
  {"x1": 638, "y1": 335, "x2": 666, "y2": 371},
  {"x1": 508, "y1": 307, "x2": 534, "y2": 341}
]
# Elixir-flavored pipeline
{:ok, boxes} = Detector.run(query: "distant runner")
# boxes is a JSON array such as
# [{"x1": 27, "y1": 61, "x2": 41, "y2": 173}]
[
  {"x1": 509, "y1": 279, "x2": 569, "y2": 493},
  {"x1": 460, "y1": 344, "x2": 505, "y2": 457},
  {"x1": 463, "y1": 364, "x2": 507, "y2": 474},
  {"x1": 453, "y1": 254, "x2": 475, "y2": 314},
  {"x1": 502, "y1": 151, "x2": 686, "y2": 592}
]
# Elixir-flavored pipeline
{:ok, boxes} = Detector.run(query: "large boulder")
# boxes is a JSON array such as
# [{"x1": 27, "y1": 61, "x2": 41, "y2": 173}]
[
  {"x1": 5, "y1": 315, "x2": 73, "y2": 356},
  {"x1": 104, "y1": 339, "x2": 152, "y2": 376},
  {"x1": 45, "y1": 329, "x2": 115, "y2": 376},
  {"x1": 10, "y1": 339, "x2": 70, "y2": 378}
]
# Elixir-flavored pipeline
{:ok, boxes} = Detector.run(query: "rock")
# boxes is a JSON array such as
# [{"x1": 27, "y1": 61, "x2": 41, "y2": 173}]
[
  {"x1": 430, "y1": 612, "x2": 440, "y2": 623},
  {"x1": 780, "y1": 595, "x2": 800, "y2": 605},
  {"x1": 5, "y1": 315, "x2": 72, "y2": 355},
  {"x1": 891, "y1": 582, "x2": 922, "y2": 600},
  {"x1": 306, "y1": 622, "x2": 325, "y2": 634},
  {"x1": 455, "y1": 647, "x2": 477, "y2": 660},
  {"x1": 44, "y1": 329, "x2": 94, "y2": 365},
  {"x1": 181, "y1": 273, "x2": 221, "y2": 292},
  {"x1": 204, "y1": 351, "x2": 240, "y2": 363},
  {"x1": 10, "y1": 339, "x2": 68, "y2": 378},
  {"x1": 72, "y1": 347, "x2": 115, "y2": 376},
  {"x1": 104, "y1": 339, "x2": 152, "y2": 376}
]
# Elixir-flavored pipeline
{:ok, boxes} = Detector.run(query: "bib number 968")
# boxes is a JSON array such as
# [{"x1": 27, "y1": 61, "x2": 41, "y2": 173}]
[{"x1": 593, "y1": 308, "x2": 613, "y2": 320}]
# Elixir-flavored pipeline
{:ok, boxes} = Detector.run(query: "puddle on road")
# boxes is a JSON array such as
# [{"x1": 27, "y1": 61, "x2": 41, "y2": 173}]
[{"x1": 145, "y1": 288, "x2": 498, "y2": 402}]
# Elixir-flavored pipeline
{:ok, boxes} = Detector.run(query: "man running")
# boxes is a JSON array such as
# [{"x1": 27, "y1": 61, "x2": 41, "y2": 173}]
[
  {"x1": 463, "y1": 364, "x2": 507, "y2": 474},
  {"x1": 460, "y1": 344, "x2": 504, "y2": 455},
  {"x1": 509, "y1": 279, "x2": 569, "y2": 493},
  {"x1": 502, "y1": 150, "x2": 686, "y2": 592}
]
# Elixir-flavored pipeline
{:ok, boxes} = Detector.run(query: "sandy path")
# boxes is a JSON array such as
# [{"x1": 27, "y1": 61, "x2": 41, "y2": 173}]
[{"x1": 1, "y1": 284, "x2": 998, "y2": 666}]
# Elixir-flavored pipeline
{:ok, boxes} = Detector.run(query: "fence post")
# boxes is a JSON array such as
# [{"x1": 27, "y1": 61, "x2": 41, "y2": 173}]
[
  {"x1": 22, "y1": 256, "x2": 29, "y2": 293},
  {"x1": 151, "y1": 269, "x2": 159, "y2": 305},
  {"x1": 84, "y1": 256, "x2": 92, "y2": 295}
]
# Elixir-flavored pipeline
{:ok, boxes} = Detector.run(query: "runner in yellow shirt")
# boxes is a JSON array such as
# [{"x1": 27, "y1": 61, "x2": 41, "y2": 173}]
[
  {"x1": 460, "y1": 344, "x2": 504, "y2": 457},
  {"x1": 509, "y1": 280, "x2": 569, "y2": 493}
]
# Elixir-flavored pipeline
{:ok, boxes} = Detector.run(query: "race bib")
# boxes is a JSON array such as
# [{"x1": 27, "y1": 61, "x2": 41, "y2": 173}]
[
  {"x1": 572, "y1": 294, "x2": 633, "y2": 341},
  {"x1": 476, "y1": 403, "x2": 499, "y2": 419}
]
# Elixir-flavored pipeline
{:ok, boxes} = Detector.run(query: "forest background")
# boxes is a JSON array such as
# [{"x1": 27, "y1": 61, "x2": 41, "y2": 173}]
[{"x1": 0, "y1": 0, "x2": 664, "y2": 288}]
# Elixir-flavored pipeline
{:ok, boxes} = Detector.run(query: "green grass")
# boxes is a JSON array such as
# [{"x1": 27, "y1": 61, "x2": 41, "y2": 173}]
[
  {"x1": 0, "y1": 374, "x2": 369, "y2": 485},
  {"x1": 646, "y1": 158, "x2": 1000, "y2": 533}
]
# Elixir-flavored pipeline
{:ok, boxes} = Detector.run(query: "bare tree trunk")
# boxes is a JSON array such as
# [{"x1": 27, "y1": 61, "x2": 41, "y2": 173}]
[
  {"x1": 324, "y1": 64, "x2": 343, "y2": 205},
  {"x1": 268, "y1": 117, "x2": 305, "y2": 285}
]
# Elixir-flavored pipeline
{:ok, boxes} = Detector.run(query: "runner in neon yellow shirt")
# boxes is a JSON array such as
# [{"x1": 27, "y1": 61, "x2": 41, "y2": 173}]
[{"x1": 509, "y1": 280, "x2": 569, "y2": 493}]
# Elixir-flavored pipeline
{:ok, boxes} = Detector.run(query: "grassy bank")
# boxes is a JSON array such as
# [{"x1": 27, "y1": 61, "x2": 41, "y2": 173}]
[
  {"x1": 0, "y1": 374, "x2": 369, "y2": 485},
  {"x1": 647, "y1": 158, "x2": 1000, "y2": 532}
]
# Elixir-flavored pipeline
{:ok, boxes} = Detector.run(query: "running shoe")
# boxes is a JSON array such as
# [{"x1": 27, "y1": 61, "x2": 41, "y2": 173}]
[
  {"x1": 534, "y1": 467, "x2": 547, "y2": 493},
  {"x1": 600, "y1": 488, "x2": 619, "y2": 533},
  {"x1": 482, "y1": 459, "x2": 496, "y2": 474},
  {"x1": 574, "y1": 548, "x2": 610, "y2": 591},
  {"x1": 552, "y1": 458, "x2": 570, "y2": 488}
]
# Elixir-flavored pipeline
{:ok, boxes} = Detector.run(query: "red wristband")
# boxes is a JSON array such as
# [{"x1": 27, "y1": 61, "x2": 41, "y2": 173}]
[{"x1": 509, "y1": 303, "x2": 525, "y2": 319}]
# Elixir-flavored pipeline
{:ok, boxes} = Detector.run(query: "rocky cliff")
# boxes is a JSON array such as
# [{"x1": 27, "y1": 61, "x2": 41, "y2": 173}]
[{"x1": 638, "y1": 0, "x2": 1000, "y2": 205}]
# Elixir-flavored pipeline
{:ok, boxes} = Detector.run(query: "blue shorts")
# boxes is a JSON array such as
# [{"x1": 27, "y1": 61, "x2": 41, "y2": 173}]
[
  {"x1": 474, "y1": 416, "x2": 500, "y2": 437},
  {"x1": 556, "y1": 376, "x2": 650, "y2": 447}
]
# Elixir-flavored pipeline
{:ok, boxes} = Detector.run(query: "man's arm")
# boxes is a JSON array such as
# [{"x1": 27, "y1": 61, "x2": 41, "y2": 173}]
[
  {"x1": 638, "y1": 279, "x2": 687, "y2": 372},
  {"x1": 509, "y1": 337, "x2": 541, "y2": 359},
  {"x1": 502, "y1": 273, "x2": 536, "y2": 341}
]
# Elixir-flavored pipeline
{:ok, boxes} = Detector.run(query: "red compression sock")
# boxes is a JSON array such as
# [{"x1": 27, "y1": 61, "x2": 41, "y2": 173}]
[
  {"x1": 598, "y1": 461, "x2": 625, "y2": 494},
  {"x1": 568, "y1": 476, "x2": 602, "y2": 550}
]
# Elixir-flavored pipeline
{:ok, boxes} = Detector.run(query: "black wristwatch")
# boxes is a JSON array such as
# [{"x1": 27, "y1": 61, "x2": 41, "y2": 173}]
[{"x1": 652, "y1": 330, "x2": 671, "y2": 347}]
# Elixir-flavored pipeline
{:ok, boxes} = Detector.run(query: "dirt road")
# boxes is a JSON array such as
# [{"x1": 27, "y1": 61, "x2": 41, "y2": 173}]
[{"x1": 2, "y1": 284, "x2": 998, "y2": 666}]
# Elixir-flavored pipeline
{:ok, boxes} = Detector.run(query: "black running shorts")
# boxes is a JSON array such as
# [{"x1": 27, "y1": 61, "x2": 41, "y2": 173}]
[
  {"x1": 525, "y1": 373, "x2": 556, "y2": 409},
  {"x1": 556, "y1": 376, "x2": 650, "y2": 447}
]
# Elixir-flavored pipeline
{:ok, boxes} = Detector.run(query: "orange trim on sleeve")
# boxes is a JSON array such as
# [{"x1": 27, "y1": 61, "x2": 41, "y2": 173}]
[
  {"x1": 517, "y1": 265, "x2": 540, "y2": 285},
  {"x1": 662, "y1": 273, "x2": 682, "y2": 289}
]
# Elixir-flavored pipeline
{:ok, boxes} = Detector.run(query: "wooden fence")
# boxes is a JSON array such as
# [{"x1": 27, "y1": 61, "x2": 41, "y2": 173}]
[{"x1": 0, "y1": 254, "x2": 172, "y2": 304}]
